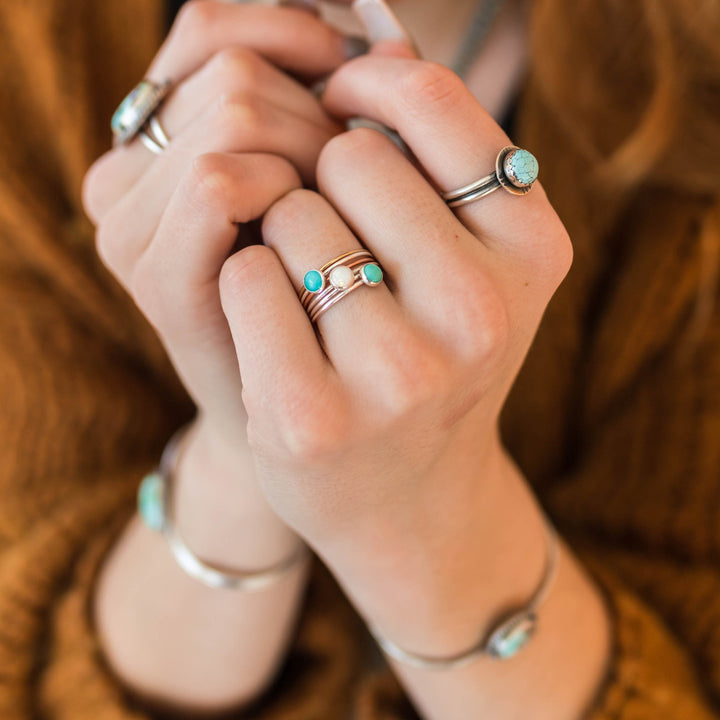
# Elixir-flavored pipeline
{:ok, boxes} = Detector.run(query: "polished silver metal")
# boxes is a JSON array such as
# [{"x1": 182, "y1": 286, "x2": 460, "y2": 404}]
[
  {"x1": 149, "y1": 423, "x2": 309, "y2": 591},
  {"x1": 443, "y1": 146, "x2": 535, "y2": 208},
  {"x1": 112, "y1": 79, "x2": 171, "y2": 145},
  {"x1": 139, "y1": 115, "x2": 171, "y2": 155},
  {"x1": 367, "y1": 511, "x2": 559, "y2": 671},
  {"x1": 300, "y1": 250, "x2": 384, "y2": 324}
]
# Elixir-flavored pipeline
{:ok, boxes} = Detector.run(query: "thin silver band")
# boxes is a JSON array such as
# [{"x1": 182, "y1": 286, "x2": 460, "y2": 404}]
[
  {"x1": 155, "y1": 424, "x2": 309, "y2": 591},
  {"x1": 368, "y1": 511, "x2": 559, "y2": 671},
  {"x1": 139, "y1": 115, "x2": 171, "y2": 155}
]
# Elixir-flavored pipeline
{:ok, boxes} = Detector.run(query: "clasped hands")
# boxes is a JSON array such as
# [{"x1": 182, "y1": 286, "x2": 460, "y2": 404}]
[{"x1": 83, "y1": 0, "x2": 572, "y2": 590}]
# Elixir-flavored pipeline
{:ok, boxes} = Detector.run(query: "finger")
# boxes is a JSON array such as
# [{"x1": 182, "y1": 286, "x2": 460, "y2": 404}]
[
  {"x1": 96, "y1": 96, "x2": 337, "y2": 281},
  {"x1": 149, "y1": 1, "x2": 353, "y2": 83},
  {"x1": 316, "y1": 127, "x2": 498, "y2": 345},
  {"x1": 86, "y1": 47, "x2": 340, "y2": 222},
  {"x1": 322, "y1": 57, "x2": 551, "y2": 246},
  {"x1": 260, "y1": 189, "x2": 420, "y2": 388},
  {"x1": 128, "y1": 153, "x2": 301, "y2": 422},
  {"x1": 219, "y1": 243, "x2": 339, "y2": 448}
]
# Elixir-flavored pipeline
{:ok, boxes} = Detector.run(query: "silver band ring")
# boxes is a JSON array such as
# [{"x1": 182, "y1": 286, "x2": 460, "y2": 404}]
[
  {"x1": 442, "y1": 146, "x2": 539, "y2": 208},
  {"x1": 139, "y1": 115, "x2": 171, "y2": 155},
  {"x1": 111, "y1": 79, "x2": 171, "y2": 146},
  {"x1": 300, "y1": 250, "x2": 384, "y2": 324}
]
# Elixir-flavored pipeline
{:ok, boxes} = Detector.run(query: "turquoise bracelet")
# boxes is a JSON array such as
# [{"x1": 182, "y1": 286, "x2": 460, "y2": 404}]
[{"x1": 138, "y1": 422, "x2": 308, "y2": 591}]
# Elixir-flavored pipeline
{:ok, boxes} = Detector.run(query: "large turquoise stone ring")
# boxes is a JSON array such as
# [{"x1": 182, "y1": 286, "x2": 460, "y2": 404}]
[
  {"x1": 111, "y1": 79, "x2": 171, "y2": 145},
  {"x1": 442, "y1": 145, "x2": 539, "y2": 208}
]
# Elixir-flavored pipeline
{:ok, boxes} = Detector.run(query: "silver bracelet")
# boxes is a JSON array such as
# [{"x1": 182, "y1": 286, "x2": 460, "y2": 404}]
[
  {"x1": 367, "y1": 512, "x2": 559, "y2": 670},
  {"x1": 137, "y1": 422, "x2": 309, "y2": 591}
]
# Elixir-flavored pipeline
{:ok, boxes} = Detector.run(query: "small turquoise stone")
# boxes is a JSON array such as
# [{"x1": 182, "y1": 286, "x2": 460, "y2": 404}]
[
  {"x1": 111, "y1": 84, "x2": 144, "y2": 133},
  {"x1": 362, "y1": 263, "x2": 383, "y2": 285},
  {"x1": 304, "y1": 269, "x2": 324, "y2": 293},
  {"x1": 487, "y1": 613, "x2": 536, "y2": 659},
  {"x1": 138, "y1": 471, "x2": 166, "y2": 532},
  {"x1": 495, "y1": 627, "x2": 531, "y2": 658},
  {"x1": 505, "y1": 149, "x2": 539, "y2": 188}
]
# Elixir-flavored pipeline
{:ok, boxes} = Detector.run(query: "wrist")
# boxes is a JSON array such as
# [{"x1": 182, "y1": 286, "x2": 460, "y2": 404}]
[
  {"x1": 317, "y1": 444, "x2": 550, "y2": 657},
  {"x1": 173, "y1": 414, "x2": 302, "y2": 568}
]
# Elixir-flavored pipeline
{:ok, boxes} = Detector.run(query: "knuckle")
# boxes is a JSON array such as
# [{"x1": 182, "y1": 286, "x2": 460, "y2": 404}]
[
  {"x1": 317, "y1": 127, "x2": 390, "y2": 178},
  {"x1": 217, "y1": 90, "x2": 265, "y2": 126},
  {"x1": 278, "y1": 399, "x2": 349, "y2": 464},
  {"x1": 262, "y1": 188, "x2": 319, "y2": 242},
  {"x1": 187, "y1": 152, "x2": 236, "y2": 207},
  {"x1": 219, "y1": 244, "x2": 275, "y2": 301},
  {"x1": 528, "y1": 211, "x2": 575, "y2": 289},
  {"x1": 448, "y1": 271, "x2": 510, "y2": 364},
  {"x1": 213, "y1": 46, "x2": 261, "y2": 94},
  {"x1": 214, "y1": 92, "x2": 267, "y2": 145},
  {"x1": 398, "y1": 62, "x2": 465, "y2": 118},
  {"x1": 375, "y1": 336, "x2": 450, "y2": 416},
  {"x1": 175, "y1": 0, "x2": 218, "y2": 35}
]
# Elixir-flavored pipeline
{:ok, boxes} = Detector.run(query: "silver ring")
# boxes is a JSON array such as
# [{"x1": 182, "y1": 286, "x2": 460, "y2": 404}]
[
  {"x1": 442, "y1": 146, "x2": 539, "y2": 208},
  {"x1": 111, "y1": 79, "x2": 171, "y2": 146},
  {"x1": 300, "y1": 250, "x2": 384, "y2": 324},
  {"x1": 139, "y1": 115, "x2": 171, "y2": 155}
]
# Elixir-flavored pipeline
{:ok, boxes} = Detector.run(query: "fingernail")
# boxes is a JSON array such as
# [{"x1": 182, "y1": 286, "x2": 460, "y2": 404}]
[
  {"x1": 343, "y1": 35, "x2": 371, "y2": 59},
  {"x1": 278, "y1": 0, "x2": 319, "y2": 15},
  {"x1": 352, "y1": 0, "x2": 412, "y2": 45}
]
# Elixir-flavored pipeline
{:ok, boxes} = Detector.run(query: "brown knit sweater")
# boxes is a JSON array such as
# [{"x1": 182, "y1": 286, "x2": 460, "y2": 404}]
[{"x1": 1, "y1": 0, "x2": 720, "y2": 718}]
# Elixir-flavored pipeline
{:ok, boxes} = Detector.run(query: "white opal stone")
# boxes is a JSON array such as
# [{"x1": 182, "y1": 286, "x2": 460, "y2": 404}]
[{"x1": 329, "y1": 265, "x2": 355, "y2": 289}]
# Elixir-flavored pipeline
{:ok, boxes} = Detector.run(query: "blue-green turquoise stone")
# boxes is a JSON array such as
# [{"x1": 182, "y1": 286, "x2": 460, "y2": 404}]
[
  {"x1": 362, "y1": 263, "x2": 383, "y2": 285},
  {"x1": 111, "y1": 85, "x2": 143, "y2": 133},
  {"x1": 138, "y1": 471, "x2": 165, "y2": 532},
  {"x1": 495, "y1": 627, "x2": 531, "y2": 658},
  {"x1": 505, "y1": 149, "x2": 539, "y2": 187},
  {"x1": 304, "y1": 270, "x2": 324, "y2": 293}
]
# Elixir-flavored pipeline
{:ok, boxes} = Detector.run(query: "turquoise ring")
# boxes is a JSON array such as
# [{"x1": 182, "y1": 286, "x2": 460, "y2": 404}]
[
  {"x1": 300, "y1": 249, "x2": 384, "y2": 324},
  {"x1": 111, "y1": 79, "x2": 171, "y2": 146},
  {"x1": 442, "y1": 146, "x2": 539, "y2": 208}
]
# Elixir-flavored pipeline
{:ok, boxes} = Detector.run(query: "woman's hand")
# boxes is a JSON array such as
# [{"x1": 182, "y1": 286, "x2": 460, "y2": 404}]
[
  {"x1": 82, "y1": 0, "x2": 358, "y2": 449},
  {"x1": 216, "y1": 52, "x2": 612, "y2": 720},
  {"x1": 219, "y1": 52, "x2": 573, "y2": 548}
]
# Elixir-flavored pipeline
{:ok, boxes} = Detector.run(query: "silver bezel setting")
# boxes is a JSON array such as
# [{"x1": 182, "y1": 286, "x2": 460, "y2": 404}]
[{"x1": 112, "y1": 79, "x2": 172, "y2": 146}]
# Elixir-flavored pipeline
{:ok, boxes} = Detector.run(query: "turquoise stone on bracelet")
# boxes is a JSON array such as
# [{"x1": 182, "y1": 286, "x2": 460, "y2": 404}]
[
  {"x1": 304, "y1": 269, "x2": 325, "y2": 294},
  {"x1": 138, "y1": 471, "x2": 166, "y2": 532},
  {"x1": 504, "y1": 148, "x2": 539, "y2": 188},
  {"x1": 486, "y1": 612, "x2": 537, "y2": 659}
]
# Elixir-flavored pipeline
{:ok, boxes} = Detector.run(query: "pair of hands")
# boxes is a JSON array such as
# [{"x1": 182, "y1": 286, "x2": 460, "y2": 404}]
[{"x1": 83, "y1": 0, "x2": 572, "y2": 558}]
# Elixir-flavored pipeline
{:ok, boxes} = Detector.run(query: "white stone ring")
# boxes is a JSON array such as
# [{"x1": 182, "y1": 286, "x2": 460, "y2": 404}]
[
  {"x1": 442, "y1": 146, "x2": 539, "y2": 208},
  {"x1": 300, "y1": 250, "x2": 385, "y2": 324},
  {"x1": 111, "y1": 79, "x2": 172, "y2": 149}
]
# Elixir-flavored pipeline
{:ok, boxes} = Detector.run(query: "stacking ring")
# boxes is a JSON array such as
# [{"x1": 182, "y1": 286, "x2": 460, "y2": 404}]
[
  {"x1": 139, "y1": 115, "x2": 171, "y2": 155},
  {"x1": 442, "y1": 146, "x2": 539, "y2": 208},
  {"x1": 111, "y1": 79, "x2": 172, "y2": 149},
  {"x1": 300, "y1": 250, "x2": 384, "y2": 324}
]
